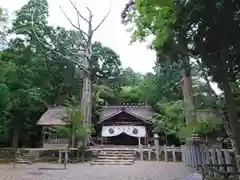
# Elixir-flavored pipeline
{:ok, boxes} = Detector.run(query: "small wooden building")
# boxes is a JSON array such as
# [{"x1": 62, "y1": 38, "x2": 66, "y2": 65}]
[
  {"x1": 97, "y1": 105, "x2": 154, "y2": 145},
  {"x1": 37, "y1": 106, "x2": 69, "y2": 149}
]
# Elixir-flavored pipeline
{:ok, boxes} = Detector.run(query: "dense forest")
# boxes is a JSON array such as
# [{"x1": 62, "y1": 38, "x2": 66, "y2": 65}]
[{"x1": 0, "y1": 0, "x2": 239, "y2": 157}]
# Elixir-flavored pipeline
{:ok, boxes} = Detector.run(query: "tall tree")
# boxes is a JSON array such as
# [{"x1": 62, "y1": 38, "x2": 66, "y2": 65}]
[
  {"x1": 122, "y1": 0, "x2": 240, "y2": 168},
  {"x1": 32, "y1": 0, "x2": 111, "y2": 125}
]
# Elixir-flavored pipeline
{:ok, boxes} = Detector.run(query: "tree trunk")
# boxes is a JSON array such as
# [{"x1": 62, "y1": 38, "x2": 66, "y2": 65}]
[
  {"x1": 12, "y1": 124, "x2": 19, "y2": 148},
  {"x1": 81, "y1": 74, "x2": 92, "y2": 124},
  {"x1": 12, "y1": 118, "x2": 22, "y2": 148},
  {"x1": 218, "y1": 52, "x2": 240, "y2": 170},
  {"x1": 71, "y1": 134, "x2": 75, "y2": 148},
  {"x1": 180, "y1": 69, "x2": 197, "y2": 125},
  {"x1": 222, "y1": 77, "x2": 240, "y2": 170}
]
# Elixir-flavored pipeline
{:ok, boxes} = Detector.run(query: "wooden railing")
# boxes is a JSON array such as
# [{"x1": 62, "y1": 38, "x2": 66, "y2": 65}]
[
  {"x1": 181, "y1": 145, "x2": 234, "y2": 168},
  {"x1": 200, "y1": 164, "x2": 240, "y2": 180}
]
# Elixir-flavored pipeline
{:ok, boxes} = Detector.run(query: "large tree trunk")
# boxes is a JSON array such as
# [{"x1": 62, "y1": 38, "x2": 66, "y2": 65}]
[
  {"x1": 180, "y1": 69, "x2": 197, "y2": 125},
  {"x1": 219, "y1": 52, "x2": 240, "y2": 170},
  {"x1": 222, "y1": 76, "x2": 240, "y2": 169},
  {"x1": 81, "y1": 73, "x2": 92, "y2": 124}
]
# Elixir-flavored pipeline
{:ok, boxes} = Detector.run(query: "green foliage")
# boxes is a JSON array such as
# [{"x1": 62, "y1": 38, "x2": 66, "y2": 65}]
[
  {"x1": 152, "y1": 101, "x2": 184, "y2": 136},
  {"x1": 0, "y1": 0, "x2": 122, "y2": 147},
  {"x1": 153, "y1": 100, "x2": 222, "y2": 141},
  {"x1": 49, "y1": 104, "x2": 93, "y2": 148},
  {"x1": 122, "y1": 0, "x2": 176, "y2": 49},
  {"x1": 179, "y1": 116, "x2": 222, "y2": 140}
]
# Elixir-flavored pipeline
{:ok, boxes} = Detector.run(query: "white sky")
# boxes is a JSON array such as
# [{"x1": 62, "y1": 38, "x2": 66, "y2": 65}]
[{"x1": 1, "y1": 0, "x2": 156, "y2": 74}]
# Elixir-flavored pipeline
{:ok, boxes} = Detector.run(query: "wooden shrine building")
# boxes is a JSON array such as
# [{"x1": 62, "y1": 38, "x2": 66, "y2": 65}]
[
  {"x1": 97, "y1": 105, "x2": 154, "y2": 145},
  {"x1": 37, "y1": 105, "x2": 154, "y2": 148}
]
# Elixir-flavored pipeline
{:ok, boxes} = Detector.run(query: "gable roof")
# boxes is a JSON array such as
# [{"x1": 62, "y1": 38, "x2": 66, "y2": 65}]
[
  {"x1": 37, "y1": 106, "x2": 67, "y2": 125},
  {"x1": 98, "y1": 105, "x2": 153, "y2": 124}
]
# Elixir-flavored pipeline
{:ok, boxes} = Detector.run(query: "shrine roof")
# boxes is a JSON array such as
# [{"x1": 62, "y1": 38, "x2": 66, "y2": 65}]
[
  {"x1": 37, "y1": 106, "x2": 67, "y2": 125},
  {"x1": 98, "y1": 105, "x2": 154, "y2": 124}
]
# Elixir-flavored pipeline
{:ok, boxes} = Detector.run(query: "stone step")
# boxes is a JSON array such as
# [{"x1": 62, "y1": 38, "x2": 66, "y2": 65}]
[
  {"x1": 90, "y1": 161, "x2": 134, "y2": 165},
  {"x1": 97, "y1": 156, "x2": 135, "y2": 160},
  {"x1": 99, "y1": 152, "x2": 135, "y2": 156},
  {"x1": 99, "y1": 151, "x2": 135, "y2": 154},
  {"x1": 90, "y1": 148, "x2": 136, "y2": 165},
  {"x1": 100, "y1": 149, "x2": 135, "y2": 152},
  {"x1": 92, "y1": 159, "x2": 134, "y2": 165},
  {"x1": 94, "y1": 159, "x2": 134, "y2": 162}
]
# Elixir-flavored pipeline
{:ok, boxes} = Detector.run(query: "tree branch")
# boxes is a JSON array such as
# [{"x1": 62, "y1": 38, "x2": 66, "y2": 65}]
[
  {"x1": 31, "y1": 12, "x2": 88, "y2": 74},
  {"x1": 59, "y1": 5, "x2": 88, "y2": 42},
  {"x1": 86, "y1": 7, "x2": 92, "y2": 15},
  {"x1": 69, "y1": 0, "x2": 90, "y2": 23},
  {"x1": 93, "y1": 8, "x2": 111, "y2": 32}
]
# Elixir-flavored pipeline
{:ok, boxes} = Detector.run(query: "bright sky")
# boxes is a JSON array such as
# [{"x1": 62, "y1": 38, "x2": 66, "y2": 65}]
[{"x1": 1, "y1": 0, "x2": 156, "y2": 74}]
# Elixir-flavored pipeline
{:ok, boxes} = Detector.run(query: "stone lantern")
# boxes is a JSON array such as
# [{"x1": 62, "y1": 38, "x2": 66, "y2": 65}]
[{"x1": 154, "y1": 133, "x2": 160, "y2": 161}]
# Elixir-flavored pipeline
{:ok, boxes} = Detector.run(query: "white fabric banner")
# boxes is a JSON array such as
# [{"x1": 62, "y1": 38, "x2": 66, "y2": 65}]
[{"x1": 101, "y1": 125, "x2": 146, "y2": 137}]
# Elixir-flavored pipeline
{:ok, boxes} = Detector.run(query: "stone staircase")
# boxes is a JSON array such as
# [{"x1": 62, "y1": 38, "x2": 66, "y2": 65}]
[
  {"x1": 91, "y1": 148, "x2": 136, "y2": 165},
  {"x1": 43, "y1": 143, "x2": 68, "y2": 149}
]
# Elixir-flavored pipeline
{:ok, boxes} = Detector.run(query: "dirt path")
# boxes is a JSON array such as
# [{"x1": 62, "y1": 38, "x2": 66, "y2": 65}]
[{"x1": 0, "y1": 161, "x2": 197, "y2": 180}]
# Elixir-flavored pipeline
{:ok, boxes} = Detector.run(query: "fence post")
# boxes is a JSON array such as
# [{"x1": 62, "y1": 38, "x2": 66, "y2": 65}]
[
  {"x1": 223, "y1": 149, "x2": 232, "y2": 172},
  {"x1": 140, "y1": 144, "x2": 143, "y2": 160},
  {"x1": 185, "y1": 145, "x2": 190, "y2": 166},
  {"x1": 164, "y1": 145, "x2": 168, "y2": 162},
  {"x1": 196, "y1": 145, "x2": 202, "y2": 168},
  {"x1": 189, "y1": 146, "x2": 194, "y2": 167},
  {"x1": 181, "y1": 145, "x2": 185, "y2": 164},
  {"x1": 199, "y1": 145, "x2": 205, "y2": 165},
  {"x1": 216, "y1": 149, "x2": 224, "y2": 171},
  {"x1": 63, "y1": 150, "x2": 68, "y2": 169},
  {"x1": 148, "y1": 144, "x2": 151, "y2": 160},
  {"x1": 172, "y1": 145, "x2": 176, "y2": 162},
  {"x1": 210, "y1": 148, "x2": 217, "y2": 177},
  {"x1": 58, "y1": 150, "x2": 62, "y2": 164}
]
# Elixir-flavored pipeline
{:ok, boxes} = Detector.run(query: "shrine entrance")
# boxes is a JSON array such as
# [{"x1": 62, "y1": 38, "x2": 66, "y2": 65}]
[
  {"x1": 97, "y1": 106, "x2": 153, "y2": 145},
  {"x1": 107, "y1": 133, "x2": 138, "y2": 145},
  {"x1": 101, "y1": 125, "x2": 146, "y2": 145}
]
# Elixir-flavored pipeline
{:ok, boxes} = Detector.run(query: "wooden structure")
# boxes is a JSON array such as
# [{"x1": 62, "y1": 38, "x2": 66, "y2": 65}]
[
  {"x1": 37, "y1": 105, "x2": 154, "y2": 148},
  {"x1": 97, "y1": 105, "x2": 154, "y2": 145},
  {"x1": 37, "y1": 106, "x2": 69, "y2": 148}
]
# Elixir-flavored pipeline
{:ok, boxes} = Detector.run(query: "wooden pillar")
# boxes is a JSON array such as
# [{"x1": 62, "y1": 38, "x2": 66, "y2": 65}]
[
  {"x1": 138, "y1": 137, "x2": 141, "y2": 149},
  {"x1": 41, "y1": 126, "x2": 45, "y2": 147}
]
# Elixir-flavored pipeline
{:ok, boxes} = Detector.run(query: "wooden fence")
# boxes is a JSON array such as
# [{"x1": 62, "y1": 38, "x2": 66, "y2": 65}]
[
  {"x1": 138, "y1": 144, "x2": 181, "y2": 161},
  {"x1": 138, "y1": 144, "x2": 235, "y2": 168},
  {"x1": 181, "y1": 145, "x2": 235, "y2": 169}
]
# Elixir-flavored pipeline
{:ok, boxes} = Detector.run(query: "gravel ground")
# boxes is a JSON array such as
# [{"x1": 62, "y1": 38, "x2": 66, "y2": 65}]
[{"x1": 0, "y1": 161, "x2": 196, "y2": 180}]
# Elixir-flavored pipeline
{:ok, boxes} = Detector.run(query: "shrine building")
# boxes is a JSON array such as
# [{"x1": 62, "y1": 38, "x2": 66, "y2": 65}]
[{"x1": 37, "y1": 105, "x2": 154, "y2": 148}]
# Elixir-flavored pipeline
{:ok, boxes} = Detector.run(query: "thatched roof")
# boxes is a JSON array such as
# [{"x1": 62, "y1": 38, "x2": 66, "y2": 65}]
[
  {"x1": 98, "y1": 105, "x2": 153, "y2": 124},
  {"x1": 37, "y1": 106, "x2": 67, "y2": 125},
  {"x1": 37, "y1": 105, "x2": 154, "y2": 125}
]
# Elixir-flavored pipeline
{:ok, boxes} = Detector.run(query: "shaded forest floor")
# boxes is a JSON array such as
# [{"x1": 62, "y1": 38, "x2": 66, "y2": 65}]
[{"x1": 0, "y1": 161, "x2": 197, "y2": 180}]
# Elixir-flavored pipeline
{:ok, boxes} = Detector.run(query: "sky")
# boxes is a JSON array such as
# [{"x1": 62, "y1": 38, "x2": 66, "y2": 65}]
[{"x1": 1, "y1": 0, "x2": 156, "y2": 74}]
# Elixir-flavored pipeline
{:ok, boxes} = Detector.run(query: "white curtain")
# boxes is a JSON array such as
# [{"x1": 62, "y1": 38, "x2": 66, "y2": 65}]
[
  {"x1": 101, "y1": 125, "x2": 146, "y2": 137},
  {"x1": 124, "y1": 126, "x2": 146, "y2": 137},
  {"x1": 101, "y1": 126, "x2": 123, "y2": 137}
]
